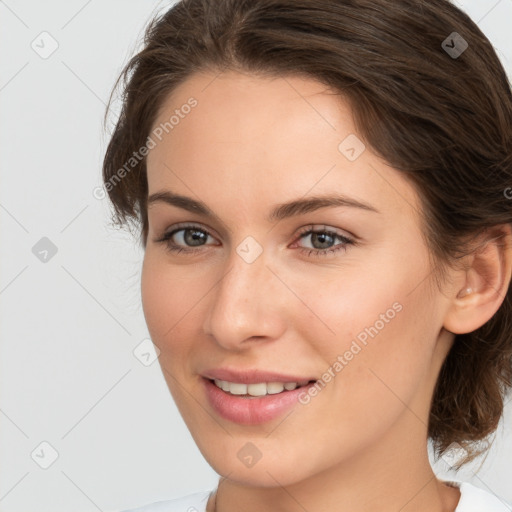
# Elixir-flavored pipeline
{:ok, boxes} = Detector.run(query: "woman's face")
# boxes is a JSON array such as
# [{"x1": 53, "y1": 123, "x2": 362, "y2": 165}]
[{"x1": 142, "y1": 70, "x2": 456, "y2": 487}]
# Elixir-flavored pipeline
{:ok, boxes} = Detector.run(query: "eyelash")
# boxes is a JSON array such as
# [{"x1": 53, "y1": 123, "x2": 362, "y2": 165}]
[{"x1": 155, "y1": 223, "x2": 355, "y2": 258}]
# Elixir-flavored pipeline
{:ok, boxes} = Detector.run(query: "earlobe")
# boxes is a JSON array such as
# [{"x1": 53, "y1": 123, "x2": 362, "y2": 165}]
[{"x1": 443, "y1": 224, "x2": 512, "y2": 335}]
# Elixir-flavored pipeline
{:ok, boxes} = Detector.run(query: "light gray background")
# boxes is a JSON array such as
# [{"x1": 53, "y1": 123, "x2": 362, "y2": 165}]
[{"x1": 1, "y1": 1, "x2": 511, "y2": 511}]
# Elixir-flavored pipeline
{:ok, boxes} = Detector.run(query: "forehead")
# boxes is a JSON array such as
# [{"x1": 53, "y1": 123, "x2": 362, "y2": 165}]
[
  {"x1": 146, "y1": 70, "x2": 421, "y2": 222},
  {"x1": 153, "y1": 70, "x2": 340, "y2": 125},
  {"x1": 148, "y1": 70, "x2": 348, "y2": 164}
]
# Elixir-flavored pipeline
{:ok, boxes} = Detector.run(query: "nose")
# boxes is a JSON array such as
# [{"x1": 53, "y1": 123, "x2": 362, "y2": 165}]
[{"x1": 202, "y1": 245, "x2": 288, "y2": 351}]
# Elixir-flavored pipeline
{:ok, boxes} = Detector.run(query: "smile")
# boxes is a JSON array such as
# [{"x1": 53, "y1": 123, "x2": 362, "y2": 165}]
[
  {"x1": 212, "y1": 379, "x2": 314, "y2": 397},
  {"x1": 203, "y1": 377, "x2": 318, "y2": 425}
]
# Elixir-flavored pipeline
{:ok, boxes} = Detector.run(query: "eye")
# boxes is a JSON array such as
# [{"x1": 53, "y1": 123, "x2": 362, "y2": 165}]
[
  {"x1": 154, "y1": 223, "x2": 355, "y2": 258},
  {"x1": 292, "y1": 224, "x2": 355, "y2": 258},
  {"x1": 155, "y1": 223, "x2": 218, "y2": 255}
]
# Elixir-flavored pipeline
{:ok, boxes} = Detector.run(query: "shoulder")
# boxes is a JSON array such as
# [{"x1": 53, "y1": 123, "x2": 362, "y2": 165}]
[
  {"x1": 120, "y1": 490, "x2": 213, "y2": 512},
  {"x1": 444, "y1": 480, "x2": 512, "y2": 512}
]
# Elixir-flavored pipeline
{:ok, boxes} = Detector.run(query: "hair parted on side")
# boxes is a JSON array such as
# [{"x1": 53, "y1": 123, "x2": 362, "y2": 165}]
[{"x1": 102, "y1": 0, "x2": 512, "y2": 469}]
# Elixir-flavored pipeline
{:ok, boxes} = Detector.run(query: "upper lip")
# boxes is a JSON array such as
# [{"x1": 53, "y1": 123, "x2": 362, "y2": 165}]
[{"x1": 202, "y1": 368, "x2": 317, "y2": 384}]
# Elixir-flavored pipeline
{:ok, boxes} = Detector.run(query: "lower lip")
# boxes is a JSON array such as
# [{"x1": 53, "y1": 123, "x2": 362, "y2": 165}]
[{"x1": 202, "y1": 377, "x2": 316, "y2": 425}]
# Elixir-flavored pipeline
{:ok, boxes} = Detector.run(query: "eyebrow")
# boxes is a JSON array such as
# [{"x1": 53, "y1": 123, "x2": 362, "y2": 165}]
[{"x1": 147, "y1": 190, "x2": 379, "y2": 222}]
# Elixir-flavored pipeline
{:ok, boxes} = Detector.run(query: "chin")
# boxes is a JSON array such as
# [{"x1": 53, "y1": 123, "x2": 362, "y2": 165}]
[{"x1": 194, "y1": 434, "x2": 321, "y2": 487}]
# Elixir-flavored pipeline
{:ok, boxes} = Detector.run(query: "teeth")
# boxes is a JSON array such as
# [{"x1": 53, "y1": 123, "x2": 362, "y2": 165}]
[
  {"x1": 229, "y1": 382, "x2": 247, "y2": 395},
  {"x1": 212, "y1": 379, "x2": 311, "y2": 396},
  {"x1": 266, "y1": 382, "x2": 285, "y2": 394},
  {"x1": 248, "y1": 382, "x2": 267, "y2": 396}
]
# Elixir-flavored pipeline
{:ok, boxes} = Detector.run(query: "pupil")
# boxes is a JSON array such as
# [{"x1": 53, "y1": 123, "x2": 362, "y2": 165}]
[
  {"x1": 313, "y1": 232, "x2": 333, "y2": 249},
  {"x1": 186, "y1": 229, "x2": 206, "y2": 246}
]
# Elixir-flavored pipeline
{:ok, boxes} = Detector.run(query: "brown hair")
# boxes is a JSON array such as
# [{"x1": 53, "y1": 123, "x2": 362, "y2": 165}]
[{"x1": 102, "y1": 0, "x2": 512, "y2": 469}]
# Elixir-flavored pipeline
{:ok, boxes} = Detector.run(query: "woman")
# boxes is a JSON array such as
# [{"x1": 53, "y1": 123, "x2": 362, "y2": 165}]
[{"x1": 102, "y1": 0, "x2": 512, "y2": 511}]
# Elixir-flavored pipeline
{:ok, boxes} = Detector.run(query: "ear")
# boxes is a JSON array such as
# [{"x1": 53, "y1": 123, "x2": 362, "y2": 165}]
[{"x1": 443, "y1": 224, "x2": 512, "y2": 335}]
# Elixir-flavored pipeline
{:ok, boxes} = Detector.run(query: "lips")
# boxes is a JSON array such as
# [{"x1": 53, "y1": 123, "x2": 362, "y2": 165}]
[{"x1": 202, "y1": 377, "x2": 318, "y2": 425}]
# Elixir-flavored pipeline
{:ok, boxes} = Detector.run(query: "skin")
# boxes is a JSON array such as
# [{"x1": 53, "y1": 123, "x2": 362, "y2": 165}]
[{"x1": 141, "y1": 70, "x2": 512, "y2": 512}]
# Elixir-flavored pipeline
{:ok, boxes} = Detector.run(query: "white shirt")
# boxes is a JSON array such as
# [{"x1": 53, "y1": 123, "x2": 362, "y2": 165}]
[{"x1": 122, "y1": 480, "x2": 512, "y2": 512}]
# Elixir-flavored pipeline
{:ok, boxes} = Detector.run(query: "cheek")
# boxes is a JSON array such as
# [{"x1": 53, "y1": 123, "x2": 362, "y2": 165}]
[
  {"x1": 141, "y1": 255, "x2": 171, "y2": 339},
  {"x1": 291, "y1": 254, "x2": 437, "y2": 418},
  {"x1": 140, "y1": 254, "x2": 202, "y2": 412},
  {"x1": 140, "y1": 253, "x2": 198, "y2": 356}
]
